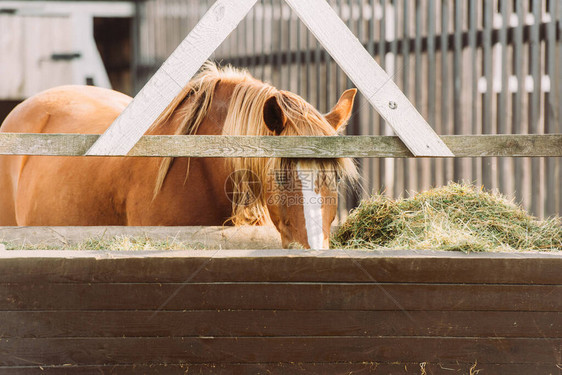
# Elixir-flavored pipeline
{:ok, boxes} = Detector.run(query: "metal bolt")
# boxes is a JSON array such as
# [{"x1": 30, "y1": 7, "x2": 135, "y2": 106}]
[{"x1": 389, "y1": 101, "x2": 398, "y2": 110}]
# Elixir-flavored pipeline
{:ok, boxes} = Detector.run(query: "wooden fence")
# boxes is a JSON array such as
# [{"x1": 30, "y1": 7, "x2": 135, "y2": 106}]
[
  {"x1": 135, "y1": 0, "x2": 562, "y2": 218},
  {"x1": 0, "y1": 132, "x2": 561, "y2": 372},
  {"x1": 1, "y1": 248, "x2": 561, "y2": 374}
]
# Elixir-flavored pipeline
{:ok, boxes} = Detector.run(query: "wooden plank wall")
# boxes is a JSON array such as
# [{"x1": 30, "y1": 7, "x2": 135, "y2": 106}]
[
  {"x1": 135, "y1": 0, "x2": 561, "y2": 219},
  {"x1": 0, "y1": 250, "x2": 560, "y2": 374}
]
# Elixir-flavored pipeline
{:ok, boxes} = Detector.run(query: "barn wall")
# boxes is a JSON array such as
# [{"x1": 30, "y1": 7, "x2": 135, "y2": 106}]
[
  {"x1": 0, "y1": 1, "x2": 135, "y2": 102},
  {"x1": 0, "y1": 14, "x2": 75, "y2": 100}
]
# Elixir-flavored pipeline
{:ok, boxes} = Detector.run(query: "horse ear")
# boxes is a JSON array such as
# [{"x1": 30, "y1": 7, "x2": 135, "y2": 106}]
[
  {"x1": 263, "y1": 96, "x2": 286, "y2": 135},
  {"x1": 325, "y1": 88, "x2": 357, "y2": 131}
]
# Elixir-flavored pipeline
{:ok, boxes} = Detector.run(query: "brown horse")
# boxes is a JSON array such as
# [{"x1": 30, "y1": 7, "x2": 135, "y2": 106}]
[{"x1": 0, "y1": 63, "x2": 357, "y2": 248}]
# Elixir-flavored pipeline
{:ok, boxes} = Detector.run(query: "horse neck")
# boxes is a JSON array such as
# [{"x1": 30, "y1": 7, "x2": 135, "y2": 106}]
[
  {"x1": 147, "y1": 79, "x2": 238, "y2": 136},
  {"x1": 140, "y1": 80, "x2": 237, "y2": 225}
]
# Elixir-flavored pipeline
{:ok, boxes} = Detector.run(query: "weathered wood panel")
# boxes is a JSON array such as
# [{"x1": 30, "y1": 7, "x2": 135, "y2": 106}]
[
  {"x1": 1, "y1": 247, "x2": 561, "y2": 285},
  {"x1": 1, "y1": 337, "x2": 559, "y2": 366},
  {"x1": 0, "y1": 14, "x2": 74, "y2": 99},
  {"x1": 2, "y1": 282, "x2": 559, "y2": 312},
  {"x1": 2, "y1": 363, "x2": 560, "y2": 375},
  {"x1": 2, "y1": 310, "x2": 560, "y2": 338},
  {"x1": 1, "y1": 133, "x2": 561, "y2": 157},
  {"x1": 1, "y1": 250, "x2": 560, "y2": 373}
]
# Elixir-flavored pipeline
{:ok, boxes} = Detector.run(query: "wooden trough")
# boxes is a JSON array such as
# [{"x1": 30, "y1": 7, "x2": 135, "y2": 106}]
[{"x1": 1, "y1": 243, "x2": 561, "y2": 374}]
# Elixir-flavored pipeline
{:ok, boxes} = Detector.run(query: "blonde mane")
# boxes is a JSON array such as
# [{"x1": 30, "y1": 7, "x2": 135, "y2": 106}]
[{"x1": 150, "y1": 62, "x2": 357, "y2": 225}]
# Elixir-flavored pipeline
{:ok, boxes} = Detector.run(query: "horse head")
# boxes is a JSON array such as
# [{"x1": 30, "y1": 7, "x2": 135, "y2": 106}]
[
  {"x1": 262, "y1": 89, "x2": 357, "y2": 249},
  {"x1": 225, "y1": 84, "x2": 358, "y2": 249}
]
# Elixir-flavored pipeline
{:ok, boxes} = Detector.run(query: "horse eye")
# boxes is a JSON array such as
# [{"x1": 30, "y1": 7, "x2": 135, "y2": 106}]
[{"x1": 336, "y1": 173, "x2": 342, "y2": 184}]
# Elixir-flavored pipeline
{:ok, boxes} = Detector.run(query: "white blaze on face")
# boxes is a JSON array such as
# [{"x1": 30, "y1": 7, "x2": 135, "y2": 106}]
[{"x1": 296, "y1": 164, "x2": 325, "y2": 249}]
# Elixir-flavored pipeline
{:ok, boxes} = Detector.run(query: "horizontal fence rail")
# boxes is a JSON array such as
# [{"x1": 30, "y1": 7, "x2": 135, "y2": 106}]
[{"x1": 0, "y1": 133, "x2": 561, "y2": 158}]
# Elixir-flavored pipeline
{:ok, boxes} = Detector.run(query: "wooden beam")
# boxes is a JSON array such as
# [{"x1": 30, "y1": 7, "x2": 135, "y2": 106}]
[
  {"x1": 4, "y1": 310, "x2": 560, "y2": 338},
  {"x1": 1, "y1": 133, "x2": 561, "y2": 158},
  {"x1": 85, "y1": 0, "x2": 258, "y2": 156},
  {"x1": 1, "y1": 283, "x2": 560, "y2": 311},
  {"x1": 284, "y1": 0, "x2": 453, "y2": 157},
  {"x1": 0, "y1": 363, "x2": 556, "y2": 375},
  {"x1": 0, "y1": 225, "x2": 281, "y2": 250},
  {"x1": 1, "y1": 246, "x2": 561, "y2": 284},
  {"x1": 0, "y1": 337, "x2": 557, "y2": 365}
]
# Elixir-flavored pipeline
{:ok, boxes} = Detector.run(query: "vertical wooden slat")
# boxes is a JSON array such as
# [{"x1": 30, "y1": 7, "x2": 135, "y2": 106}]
[
  {"x1": 334, "y1": 0, "x2": 343, "y2": 102},
  {"x1": 469, "y1": 0, "x2": 479, "y2": 184},
  {"x1": 276, "y1": 0, "x2": 283, "y2": 87},
  {"x1": 452, "y1": 0, "x2": 463, "y2": 182},
  {"x1": 261, "y1": 0, "x2": 268, "y2": 81},
  {"x1": 544, "y1": 0, "x2": 557, "y2": 217},
  {"x1": 427, "y1": 0, "x2": 436, "y2": 188},
  {"x1": 379, "y1": 0, "x2": 387, "y2": 193},
  {"x1": 345, "y1": 0, "x2": 355, "y2": 92},
  {"x1": 414, "y1": 0, "x2": 424, "y2": 191},
  {"x1": 267, "y1": 0, "x2": 273, "y2": 81},
  {"x1": 402, "y1": 0, "x2": 411, "y2": 193},
  {"x1": 281, "y1": 1, "x2": 288, "y2": 90},
  {"x1": 230, "y1": 0, "x2": 238, "y2": 64},
  {"x1": 498, "y1": 0, "x2": 510, "y2": 197},
  {"x1": 347, "y1": 0, "x2": 360, "y2": 208},
  {"x1": 439, "y1": 0, "x2": 449, "y2": 187},
  {"x1": 251, "y1": 2, "x2": 257, "y2": 72},
  {"x1": 305, "y1": 0, "x2": 312, "y2": 100},
  {"x1": 131, "y1": 1, "x2": 141, "y2": 95},
  {"x1": 324, "y1": 1, "x2": 333, "y2": 112},
  {"x1": 557, "y1": 0, "x2": 562, "y2": 216},
  {"x1": 356, "y1": 0, "x2": 368, "y2": 199},
  {"x1": 315, "y1": 2, "x2": 323, "y2": 108},
  {"x1": 482, "y1": 0, "x2": 493, "y2": 190},
  {"x1": 389, "y1": 0, "x2": 399, "y2": 197},
  {"x1": 286, "y1": 3, "x2": 292, "y2": 91},
  {"x1": 244, "y1": 1, "x2": 251, "y2": 70},
  {"x1": 512, "y1": 0, "x2": 524, "y2": 207},
  {"x1": 529, "y1": 0, "x2": 542, "y2": 216},
  {"x1": 148, "y1": 0, "x2": 155, "y2": 69},
  {"x1": 368, "y1": 0, "x2": 379, "y2": 194},
  {"x1": 334, "y1": 0, "x2": 346, "y2": 221},
  {"x1": 296, "y1": 0, "x2": 302, "y2": 94},
  {"x1": 169, "y1": 0, "x2": 176, "y2": 59}
]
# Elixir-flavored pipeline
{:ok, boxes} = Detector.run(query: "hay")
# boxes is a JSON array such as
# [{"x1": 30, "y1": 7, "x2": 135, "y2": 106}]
[
  {"x1": 332, "y1": 183, "x2": 561, "y2": 252},
  {"x1": 2, "y1": 236, "x2": 206, "y2": 251}
]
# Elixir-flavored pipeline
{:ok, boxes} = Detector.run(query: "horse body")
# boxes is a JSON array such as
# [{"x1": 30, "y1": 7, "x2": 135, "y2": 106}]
[
  {"x1": 0, "y1": 84, "x2": 233, "y2": 226},
  {"x1": 0, "y1": 64, "x2": 356, "y2": 248}
]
